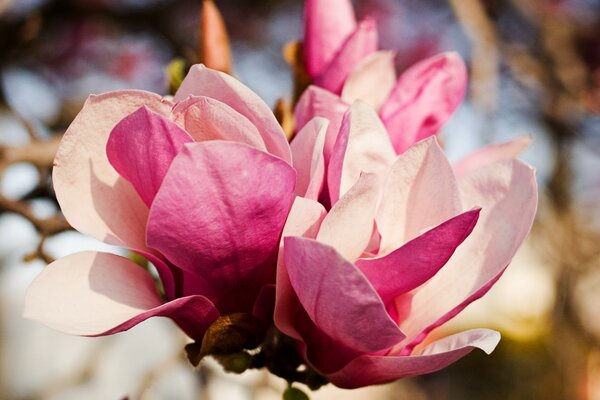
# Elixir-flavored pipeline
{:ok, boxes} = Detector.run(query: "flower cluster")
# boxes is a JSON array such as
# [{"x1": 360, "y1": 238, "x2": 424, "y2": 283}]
[{"x1": 23, "y1": 0, "x2": 538, "y2": 393}]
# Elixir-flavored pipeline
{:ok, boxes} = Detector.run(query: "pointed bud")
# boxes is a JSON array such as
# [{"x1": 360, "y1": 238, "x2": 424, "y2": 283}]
[{"x1": 199, "y1": 0, "x2": 232, "y2": 74}]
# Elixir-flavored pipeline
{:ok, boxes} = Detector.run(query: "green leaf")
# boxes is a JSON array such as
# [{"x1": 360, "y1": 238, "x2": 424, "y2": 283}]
[{"x1": 283, "y1": 386, "x2": 310, "y2": 400}]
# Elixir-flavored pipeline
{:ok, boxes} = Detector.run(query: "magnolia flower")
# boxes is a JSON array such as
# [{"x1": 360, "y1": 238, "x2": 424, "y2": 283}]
[
  {"x1": 275, "y1": 103, "x2": 538, "y2": 388},
  {"x1": 24, "y1": 65, "x2": 295, "y2": 341},
  {"x1": 298, "y1": 0, "x2": 467, "y2": 156}
]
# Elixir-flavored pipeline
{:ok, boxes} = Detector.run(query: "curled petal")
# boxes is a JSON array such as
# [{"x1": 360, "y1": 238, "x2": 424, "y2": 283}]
[
  {"x1": 23, "y1": 252, "x2": 219, "y2": 340},
  {"x1": 174, "y1": 64, "x2": 291, "y2": 163},
  {"x1": 106, "y1": 106, "x2": 193, "y2": 208},
  {"x1": 315, "y1": 18, "x2": 379, "y2": 94},
  {"x1": 291, "y1": 117, "x2": 328, "y2": 200},
  {"x1": 328, "y1": 329, "x2": 500, "y2": 388},
  {"x1": 303, "y1": 0, "x2": 357, "y2": 77},
  {"x1": 380, "y1": 52, "x2": 468, "y2": 153},
  {"x1": 172, "y1": 96, "x2": 266, "y2": 151}
]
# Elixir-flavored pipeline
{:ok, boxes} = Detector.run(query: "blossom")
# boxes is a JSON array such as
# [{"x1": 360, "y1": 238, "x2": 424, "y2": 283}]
[
  {"x1": 298, "y1": 0, "x2": 467, "y2": 156},
  {"x1": 23, "y1": 65, "x2": 296, "y2": 341},
  {"x1": 275, "y1": 103, "x2": 538, "y2": 388}
]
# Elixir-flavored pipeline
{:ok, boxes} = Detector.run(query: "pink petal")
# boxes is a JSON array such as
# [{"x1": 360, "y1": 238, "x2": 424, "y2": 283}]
[
  {"x1": 173, "y1": 64, "x2": 291, "y2": 163},
  {"x1": 23, "y1": 252, "x2": 219, "y2": 340},
  {"x1": 291, "y1": 117, "x2": 328, "y2": 200},
  {"x1": 171, "y1": 95, "x2": 266, "y2": 151},
  {"x1": 380, "y1": 52, "x2": 468, "y2": 153},
  {"x1": 376, "y1": 137, "x2": 462, "y2": 254},
  {"x1": 328, "y1": 101, "x2": 396, "y2": 204},
  {"x1": 341, "y1": 51, "x2": 397, "y2": 110},
  {"x1": 398, "y1": 160, "x2": 537, "y2": 350},
  {"x1": 328, "y1": 329, "x2": 500, "y2": 388},
  {"x1": 453, "y1": 136, "x2": 532, "y2": 178},
  {"x1": 317, "y1": 173, "x2": 380, "y2": 261},
  {"x1": 283, "y1": 237, "x2": 405, "y2": 354},
  {"x1": 357, "y1": 209, "x2": 480, "y2": 304},
  {"x1": 106, "y1": 106, "x2": 193, "y2": 208},
  {"x1": 53, "y1": 91, "x2": 178, "y2": 298},
  {"x1": 275, "y1": 197, "x2": 327, "y2": 342},
  {"x1": 53, "y1": 90, "x2": 171, "y2": 250},
  {"x1": 303, "y1": 0, "x2": 357, "y2": 78},
  {"x1": 295, "y1": 85, "x2": 349, "y2": 164},
  {"x1": 146, "y1": 141, "x2": 296, "y2": 314},
  {"x1": 315, "y1": 19, "x2": 379, "y2": 95}
]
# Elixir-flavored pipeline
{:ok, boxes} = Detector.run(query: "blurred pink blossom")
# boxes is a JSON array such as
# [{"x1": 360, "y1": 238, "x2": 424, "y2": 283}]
[{"x1": 23, "y1": 65, "x2": 295, "y2": 341}]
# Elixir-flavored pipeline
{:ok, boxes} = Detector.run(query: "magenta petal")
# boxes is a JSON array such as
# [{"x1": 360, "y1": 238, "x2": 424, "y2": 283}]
[
  {"x1": 291, "y1": 117, "x2": 328, "y2": 200},
  {"x1": 380, "y1": 52, "x2": 468, "y2": 153},
  {"x1": 328, "y1": 101, "x2": 396, "y2": 204},
  {"x1": 171, "y1": 95, "x2": 267, "y2": 151},
  {"x1": 23, "y1": 252, "x2": 219, "y2": 340},
  {"x1": 106, "y1": 106, "x2": 193, "y2": 208},
  {"x1": 357, "y1": 209, "x2": 480, "y2": 304},
  {"x1": 315, "y1": 18, "x2": 379, "y2": 95},
  {"x1": 295, "y1": 86, "x2": 349, "y2": 164},
  {"x1": 283, "y1": 237, "x2": 405, "y2": 354},
  {"x1": 303, "y1": 0, "x2": 357, "y2": 78},
  {"x1": 147, "y1": 141, "x2": 296, "y2": 313},
  {"x1": 328, "y1": 329, "x2": 500, "y2": 388},
  {"x1": 453, "y1": 136, "x2": 532, "y2": 178},
  {"x1": 173, "y1": 65, "x2": 291, "y2": 163}
]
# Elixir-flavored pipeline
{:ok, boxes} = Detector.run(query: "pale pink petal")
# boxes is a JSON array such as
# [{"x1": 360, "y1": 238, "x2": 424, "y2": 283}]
[
  {"x1": 283, "y1": 237, "x2": 405, "y2": 354},
  {"x1": 328, "y1": 101, "x2": 396, "y2": 204},
  {"x1": 380, "y1": 52, "x2": 468, "y2": 153},
  {"x1": 315, "y1": 19, "x2": 379, "y2": 95},
  {"x1": 328, "y1": 329, "x2": 500, "y2": 388},
  {"x1": 398, "y1": 160, "x2": 537, "y2": 350},
  {"x1": 53, "y1": 90, "x2": 171, "y2": 249},
  {"x1": 275, "y1": 197, "x2": 327, "y2": 342},
  {"x1": 290, "y1": 117, "x2": 328, "y2": 200},
  {"x1": 317, "y1": 173, "x2": 380, "y2": 262},
  {"x1": 376, "y1": 137, "x2": 462, "y2": 254},
  {"x1": 341, "y1": 51, "x2": 397, "y2": 110},
  {"x1": 106, "y1": 106, "x2": 193, "y2": 208},
  {"x1": 357, "y1": 209, "x2": 480, "y2": 304},
  {"x1": 23, "y1": 252, "x2": 219, "y2": 340},
  {"x1": 453, "y1": 136, "x2": 532, "y2": 178},
  {"x1": 173, "y1": 64, "x2": 291, "y2": 163},
  {"x1": 171, "y1": 95, "x2": 266, "y2": 151},
  {"x1": 303, "y1": 0, "x2": 357, "y2": 77},
  {"x1": 147, "y1": 141, "x2": 296, "y2": 314},
  {"x1": 294, "y1": 85, "x2": 349, "y2": 164}
]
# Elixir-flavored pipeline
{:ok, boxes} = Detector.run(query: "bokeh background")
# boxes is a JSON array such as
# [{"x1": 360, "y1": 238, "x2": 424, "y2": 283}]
[{"x1": 0, "y1": 0, "x2": 599, "y2": 399}]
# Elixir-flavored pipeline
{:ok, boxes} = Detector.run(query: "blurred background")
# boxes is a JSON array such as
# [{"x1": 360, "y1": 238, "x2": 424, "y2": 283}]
[{"x1": 0, "y1": 0, "x2": 599, "y2": 399}]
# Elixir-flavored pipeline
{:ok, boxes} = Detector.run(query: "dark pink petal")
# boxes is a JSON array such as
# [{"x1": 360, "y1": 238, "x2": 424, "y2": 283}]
[
  {"x1": 173, "y1": 65, "x2": 291, "y2": 163},
  {"x1": 146, "y1": 141, "x2": 296, "y2": 313},
  {"x1": 303, "y1": 0, "x2": 357, "y2": 77},
  {"x1": 106, "y1": 106, "x2": 193, "y2": 208},
  {"x1": 317, "y1": 173, "x2": 380, "y2": 261},
  {"x1": 171, "y1": 95, "x2": 266, "y2": 151},
  {"x1": 398, "y1": 160, "x2": 537, "y2": 351},
  {"x1": 328, "y1": 329, "x2": 500, "y2": 388},
  {"x1": 453, "y1": 136, "x2": 531, "y2": 178},
  {"x1": 295, "y1": 85, "x2": 349, "y2": 164},
  {"x1": 327, "y1": 101, "x2": 396, "y2": 204},
  {"x1": 357, "y1": 209, "x2": 480, "y2": 304},
  {"x1": 341, "y1": 51, "x2": 397, "y2": 110},
  {"x1": 380, "y1": 52, "x2": 468, "y2": 153},
  {"x1": 315, "y1": 19, "x2": 379, "y2": 95},
  {"x1": 283, "y1": 237, "x2": 405, "y2": 354},
  {"x1": 376, "y1": 137, "x2": 462, "y2": 255},
  {"x1": 23, "y1": 252, "x2": 219, "y2": 340},
  {"x1": 291, "y1": 117, "x2": 328, "y2": 200}
]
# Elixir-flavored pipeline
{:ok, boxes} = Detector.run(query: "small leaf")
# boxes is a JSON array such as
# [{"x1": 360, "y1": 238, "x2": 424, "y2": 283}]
[{"x1": 283, "y1": 386, "x2": 310, "y2": 400}]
